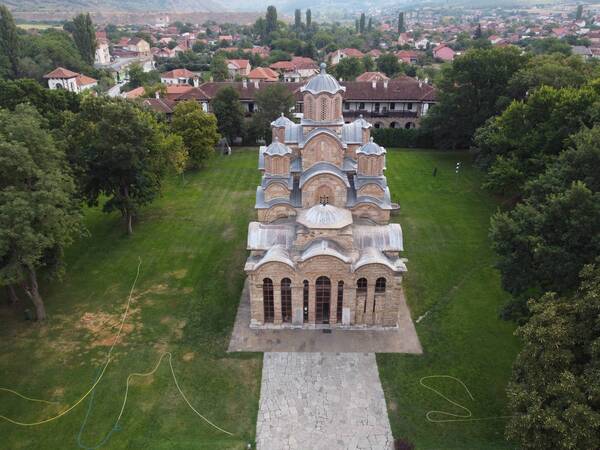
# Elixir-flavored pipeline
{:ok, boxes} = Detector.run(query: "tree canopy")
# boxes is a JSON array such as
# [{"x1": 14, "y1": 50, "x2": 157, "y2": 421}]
[
  {"x1": 0, "y1": 104, "x2": 82, "y2": 319},
  {"x1": 212, "y1": 86, "x2": 244, "y2": 144},
  {"x1": 250, "y1": 83, "x2": 295, "y2": 143},
  {"x1": 72, "y1": 13, "x2": 97, "y2": 66}
]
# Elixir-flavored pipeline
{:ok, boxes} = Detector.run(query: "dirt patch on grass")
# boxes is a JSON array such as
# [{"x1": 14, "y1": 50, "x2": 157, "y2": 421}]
[
  {"x1": 182, "y1": 352, "x2": 195, "y2": 362},
  {"x1": 221, "y1": 225, "x2": 236, "y2": 240},
  {"x1": 169, "y1": 269, "x2": 188, "y2": 280},
  {"x1": 78, "y1": 312, "x2": 136, "y2": 348},
  {"x1": 160, "y1": 316, "x2": 186, "y2": 340}
]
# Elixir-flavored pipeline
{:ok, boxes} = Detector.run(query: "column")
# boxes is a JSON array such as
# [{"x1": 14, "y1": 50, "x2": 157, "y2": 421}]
[
  {"x1": 250, "y1": 280, "x2": 264, "y2": 326},
  {"x1": 273, "y1": 281, "x2": 282, "y2": 325},
  {"x1": 330, "y1": 283, "x2": 338, "y2": 326},
  {"x1": 291, "y1": 284, "x2": 303, "y2": 326},
  {"x1": 344, "y1": 286, "x2": 355, "y2": 326},
  {"x1": 309, "y1": 283, "x2": 316, "y2": 325},
  {"x1": 365, "y1": 282, "x2": 376, "y2": 325}
]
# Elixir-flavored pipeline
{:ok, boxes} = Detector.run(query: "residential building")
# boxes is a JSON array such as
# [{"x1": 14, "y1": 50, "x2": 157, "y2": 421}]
[
  {"x1": 160, "y1": 68, "x2": 198, "y2": 85},
  {"x1": 227, "y1": 59, "x2": 251, "y2": 78},
  {"x1": 43, "y1": 67, "x2": 98, "y2": 93}
]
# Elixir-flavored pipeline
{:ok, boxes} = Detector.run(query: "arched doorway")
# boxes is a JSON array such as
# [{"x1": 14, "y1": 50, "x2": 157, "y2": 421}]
[
  {"x1": 390, "y1": 122, "x2": 398, "y2": 129},
  {"x1": 315, "y1": 276, "x2": 331, "y2": 324},
  {"x1": 405, "y1": 122, "x2": 414, "y2": 129}
]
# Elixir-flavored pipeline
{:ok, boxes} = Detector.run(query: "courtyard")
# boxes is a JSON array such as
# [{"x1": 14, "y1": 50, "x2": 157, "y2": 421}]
[{"x1": 0, "y1": 149, "x2": 519, "y2": 449}]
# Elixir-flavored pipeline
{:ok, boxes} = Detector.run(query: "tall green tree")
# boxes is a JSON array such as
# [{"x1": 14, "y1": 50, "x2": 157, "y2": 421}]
[
  {"x1": 212, "y1": 86, "x2": 244, "y2": 143},
  {"x1": 376, "y1": 53, "x2": 402, "y2": 77},
  {"x1": 506, "y1": 264, "x2": 600, "y2": 450},
  {"x1": 266, "y1": 6, "x2": 278, "y2": 37},
  {"x1": 367, "y1": 17, "x2": 373, "y2": 32},
  {"x1": 359, "y1": 13, "x2": 366, "y2": 33},
  {"x1": 362, "y1": 55, "x2": 375, "y2": 72},
  {"x1": 0, "y1": 5, "x2": 20, "y2": 78},
  {"x1": 65, "y1": 97, "x2": 185, "y2": 234},
  {"x1": 72, "y1": 13, "x2": 97, "y2": 66},
  {"x1": 210, "y1": 55, "x2": 228, "y2": 81},
  {"x1": 171, "y1": 101, "x2": 220, "y2": 169},
  {"x1": 474, "y1": 85, "x2": 599, "y2": 196},
  {"x1": 251, "y1": 84, "x2": 294, "y2": 143},
  {"x1": 294, "y1": 9, "x2": 302, "y2": 29},
  {"x1": 306, "y1": 9, "x2": 312, "y2": 28},
  {"x1": 489, "y1": 125, "x2": 600, "y2": 311},
  {"x1": 576, "y1": 4, "x2": 583, "y2": 20},
  {"x1": 334, "y1": 57, "x2": 364, "y2": 80},
  {"x1": 422, "y1": 46, "x2": 526, "y2": 149},
  {"x1": 398, "y1": 12, "x2": 405, "y2": 33},
  {"x1": 0, "y1": 105, "x2": 82, "y2": 320}
]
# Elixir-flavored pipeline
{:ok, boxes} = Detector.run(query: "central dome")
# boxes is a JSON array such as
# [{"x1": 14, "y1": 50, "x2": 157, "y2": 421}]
[
  {"x1": 300, "y1": 62, "x2": 346, "y2": 95},
  {"x1": 297, "y1": 203, "x2": 353, "y2": 229}
]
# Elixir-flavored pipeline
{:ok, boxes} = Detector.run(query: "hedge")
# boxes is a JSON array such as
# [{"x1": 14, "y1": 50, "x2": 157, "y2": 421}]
[{"x1": 371, "y1": 127, "x2": 433, "y2": 149}]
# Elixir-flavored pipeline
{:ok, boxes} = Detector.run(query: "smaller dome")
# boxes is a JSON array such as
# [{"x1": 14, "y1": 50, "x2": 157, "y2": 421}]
[
  {"x1": 357, "y1": 137, "x2": 386, "y2": 155},
  {"x1": 271, "y1": 112, "x2": 294, "y2": 128},
  {"x1": 264, "y1": 137, "x2": 292, "y2": 156},
  {"x1": 297, "y1": 204, "x2": 353, "y2": 229},
  {"x1": 300, "y1": 63, "x2": 346, "y2": 95},
  {"x1": 353, "y1": 114, "x2": 372, "y2": 129}
]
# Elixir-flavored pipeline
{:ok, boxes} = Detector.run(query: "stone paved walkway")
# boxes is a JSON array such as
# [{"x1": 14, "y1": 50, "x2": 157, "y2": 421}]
[{"x1": 256, "y1": 352, "x2": 394, "y2": 450}]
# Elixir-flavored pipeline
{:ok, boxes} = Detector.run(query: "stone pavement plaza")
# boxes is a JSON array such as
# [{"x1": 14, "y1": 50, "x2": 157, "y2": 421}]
[{"x1": 256, "y1": 352, "x2": 394, "y2": 450}]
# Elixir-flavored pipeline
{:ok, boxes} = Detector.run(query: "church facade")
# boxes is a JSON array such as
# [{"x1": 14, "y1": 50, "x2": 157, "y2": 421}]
[{"x1": 244, "y1": 64, "x2": 408, "y2": 328}]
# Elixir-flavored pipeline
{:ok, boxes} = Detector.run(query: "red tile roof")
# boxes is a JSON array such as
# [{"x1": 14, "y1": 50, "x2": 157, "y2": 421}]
[
  {"x1": 75, "y1": 74, "x2": 98, "y2": 86},
  {"x1": 161, "y1": 68, "x2": 196, "y2": 79},
  {"x1": 248, "y1": 67, "x2": 279, "y2": 81},
  {"x1": 356, "y1": 72, "x2": 389, "y2": 82},
  {"x1": 43, "y1": 67, "x2": 79, "y2": 79},
  {"x1": 227, "y1": 59, "x2": 250, "y2": 70}
]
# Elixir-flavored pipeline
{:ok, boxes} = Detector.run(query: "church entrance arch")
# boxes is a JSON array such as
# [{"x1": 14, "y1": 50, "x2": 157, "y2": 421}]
[{"x1": 315, "y1": 276, "x2": 331, "y2": 324}]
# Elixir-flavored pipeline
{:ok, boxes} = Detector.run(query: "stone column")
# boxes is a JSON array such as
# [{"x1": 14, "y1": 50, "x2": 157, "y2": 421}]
[
  {"x1": 344, "y1": 286, "x2": 355, "y2": 326},
  {"x1": 365, "y1": 283, "x2": 376, "y2": 325},
  {"x1": 291, "y1": 284, "x2": 303, "y2": 326},
  {"x1": 309, "y1": 283, "x2": 316, "y2": 325},
  {"x1": 273, "y1": 282, "x2": 282, "y2": 325},
  {"x1": 250, "y1": 280, "x2": 264, "y2": 326}
]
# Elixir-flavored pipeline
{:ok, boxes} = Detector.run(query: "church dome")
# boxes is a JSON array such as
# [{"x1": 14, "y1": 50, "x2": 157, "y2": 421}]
[
  {"x1": 271, "y1": 113, "x2": 294, "y2": 128},
  {"x1": 357, "y1": 137, "x2": 386, "y2": 155},
  {"x1": 297, "y1": 204, "x2": 353, "y2": 229},
  {"x1": 264, "y1": 137, "x2": 292, "y2": 156},
  {"x1": 300, "y1": 63, "x2": 346, "y2": 95}
]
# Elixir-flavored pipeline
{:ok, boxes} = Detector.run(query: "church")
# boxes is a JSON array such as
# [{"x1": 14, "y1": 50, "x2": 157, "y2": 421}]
[{"x1": 244, "y1": 64, "x2": 408, "y2": 328}]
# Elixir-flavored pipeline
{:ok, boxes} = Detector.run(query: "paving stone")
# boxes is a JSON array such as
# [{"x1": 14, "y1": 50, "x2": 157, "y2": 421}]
[{"x1": 256, "y1": 352, "x2": 393, "y2": 450}]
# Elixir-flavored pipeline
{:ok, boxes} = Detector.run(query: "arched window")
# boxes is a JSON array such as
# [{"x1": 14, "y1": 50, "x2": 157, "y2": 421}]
[
  {"x1": 316, "y1": 276, "x2": 331, "y2": 324},
  {"x1": 306, "y1": 96, "x2": 313, "y2": 118},
  {"x1": 303, "y1": 280, "x2": 309, "y2": 322},
  {"x1": 357, "y1": 278, "x2": 367, "y2": 294},
  {"x1": 375, "y1": 277, "x2": 386, "y2": 293},
  {"x1": 281, "y1": 278, "x2": 292, "y2": 323},
  {"x1": 405, "y1": 122, "x2": 414, "y2": 129},
  {"x1": 263, "y1": 278, "x2": 274, "y2": 323},
  {"x1": 320, "y1": 97, "x2": 328, "y2": 120},
  {"x1": 337, "y1": 281, "x2": 344, "y2": 322},
  {"x1": 390, "y1": 122, "x2": 398, "y2": 129}
]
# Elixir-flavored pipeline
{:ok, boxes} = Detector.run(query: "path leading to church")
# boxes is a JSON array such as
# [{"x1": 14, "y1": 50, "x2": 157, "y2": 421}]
[{"x1": 256, "y1": 352, "x2": 394, "y2": 450}]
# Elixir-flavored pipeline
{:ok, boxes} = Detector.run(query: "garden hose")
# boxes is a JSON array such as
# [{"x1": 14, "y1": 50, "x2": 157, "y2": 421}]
[{"x1": 0, "y1": 258, "x2": 234, "y2": 438}]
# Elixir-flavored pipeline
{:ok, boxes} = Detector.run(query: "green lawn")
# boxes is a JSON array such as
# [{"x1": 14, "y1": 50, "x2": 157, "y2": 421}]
[
  {"x1": 379, "y1": 150, "x2": 520, "y2": 450},
  {"x1": 0, "y1": 148, "x2": 519, "y2": 449}
]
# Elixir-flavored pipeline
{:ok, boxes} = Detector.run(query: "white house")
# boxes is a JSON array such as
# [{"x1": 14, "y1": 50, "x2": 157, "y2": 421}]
[
  {"x1": 43, "y1": 67, "x2": 98, "y2": 93},
  {"x1": 95, "y1": 38, "x2": 111, "y2": 65},
  {"x1": 160, "y1": 68, "x2": 199, "y2": 86}
]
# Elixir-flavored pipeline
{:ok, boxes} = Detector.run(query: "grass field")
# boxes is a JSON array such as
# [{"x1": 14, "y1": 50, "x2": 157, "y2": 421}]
[
  {"x1": 0, "y1": 148, "x2": 519, "y2": 449},
  {"x1": 379, "y1": 151, "x2": 519, "y2": 450}
]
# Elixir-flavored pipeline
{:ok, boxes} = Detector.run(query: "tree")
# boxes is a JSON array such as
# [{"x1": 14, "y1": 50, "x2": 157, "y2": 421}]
[
  {"x1": 171, "y1": 101, "x2": 220, "y2": 169},
  {"x1": 505, "y1": 264, "x2": 600, "y2": 450},
  {"x1": 212, "y1": 86, "x2": 244, "y2": 143},
  {"x1": 125, "y1": 64, "x2": 160, "y2": 90},
  {"x1": 359, "y1": 13, "x2": 366, "y2": 34},
  {"x1": 294, "y1": 9, "x2": 302, "y2": 30},
  {"x1": 576, "y1": 4, "x2": 583, "y2": 20},
  {"x1": 528, "y1": 37, "x2": 571, "y2": 56},
  {"x1": 251, "y1": 84, "x2": 294, "y2": 143},
  {"x1": 376, "y1": 53, "x2": 402, "y2": 77},
  {"x1": 266, "y1": 6, "x2": 278, "y2": 37},
  {"x1": 422, "y1": 46, "x2": 526, "y2": 149},
  {"x1": 72, "y1": 13, "x2": 97, "y2": 66},
  {"x1": 0, "y1": 5, "x2": 20, "y2": 78},
  {"x1": 306, "y1": 9, "x2": 312, "y2": 29},
  {"x1": 362, "y1": 55, "x2": 375, "y2": 72},
  {"x1": 210, "y1": 55, "x2": 228, "y2": 81},
  {"x1": 0, "y1": 105, "x2": 82, "y2": 320},
  {"x1": 65, "y1": 97, "x2": 185, "y2": 234},
  {"x1": 398, "y1": 12, "x2": 405, "y2": 33},
  {"x1": 334, "y1": 57, "x2": 364, "y2": 80},
  {"x1": 367, "y1": 17, "x2": 373, "y2": 32},
  {"x1": 474, "y1": 85, "x2": 599, "y2": 195},
  {"x1": 474, "y1": 23, "x2": 482, "y2": 39}
]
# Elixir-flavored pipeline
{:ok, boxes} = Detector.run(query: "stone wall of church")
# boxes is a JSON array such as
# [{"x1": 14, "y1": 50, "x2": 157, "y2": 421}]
[
  {"x1": 247, "y1": 257, "x2": 401, "y2": 328},
  {"x1": 301, "y1": 134, "x2": 344, "y2": 170},
  {"x1": 301, "y1": 174, "x2": 347, "y2": 208},
  {"x1": 350, "y1": 204, "x2": 390, "y2": 224},
  {"x1": 264, "y1": 182, "x2": 290, "y2": 202},
  {"x1": 357, "y1": 183, "x2": 385, "y2": 199}
]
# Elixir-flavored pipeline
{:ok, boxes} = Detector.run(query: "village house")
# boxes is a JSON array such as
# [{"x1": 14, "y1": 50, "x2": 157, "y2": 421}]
[
  {"x1": 160, "y1": 68, "x2": 199, "y2": 86},
  {"x1": 227, "y1": 59, "x2": 251, "y2": 78},
  {"x1": 248, "y1": 67, "x2": 279, "y2": 82},
  {"x1": 433, "y1": 44, "x2": 455, "y2": 61},
  {"x1": 125, "y1": 37, "x2": 151, "y2": 56},
  {"x1": 95, "y1": 37, "x2": 111, "y2": 65},
  {"x1": 44, "y1": 67, "x2": 98, "y2": 93},
  {"x1": 327, "y1": 48, "x2": 365, "y2": 65},
  {"x1": 244, "y1": 64, "x2": 408, "y2": 328},
  {"x1": 355, "y1": 72, "x2": 389, "y2": 82},
  {"x1": 270, "y1": 57, "x2": 319, "y2": 82}
]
